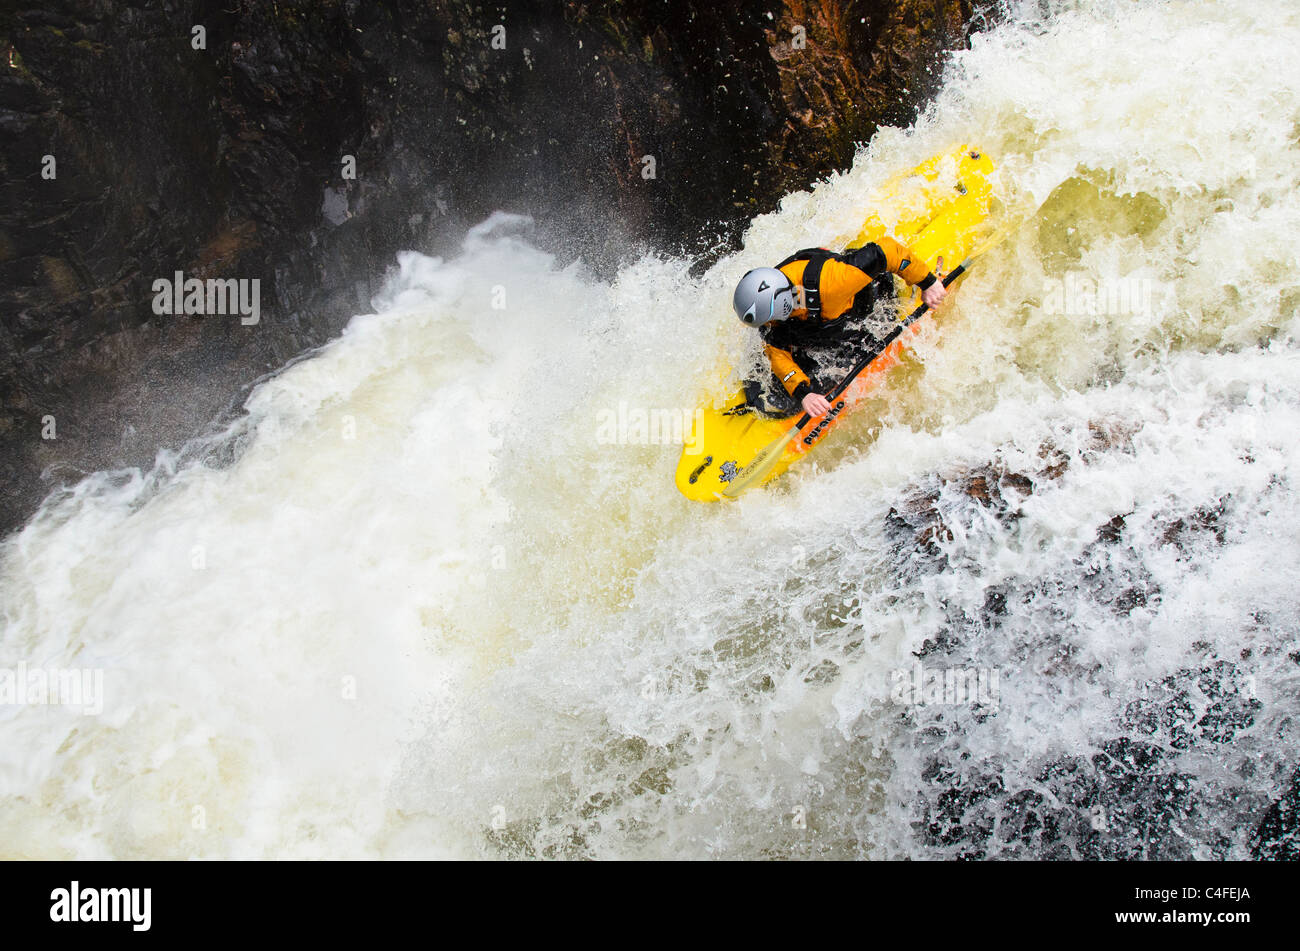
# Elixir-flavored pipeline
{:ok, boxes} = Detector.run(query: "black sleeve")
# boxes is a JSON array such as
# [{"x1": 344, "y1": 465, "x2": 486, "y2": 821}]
[
  {"x1": 841, "y1": 243, "x2": 886, "y2": 277},
  {"x1": 791, "y1": 381, "x2": 812, "y2": 401}
]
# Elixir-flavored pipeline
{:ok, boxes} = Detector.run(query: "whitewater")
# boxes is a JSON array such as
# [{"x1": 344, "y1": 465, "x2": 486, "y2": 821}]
[{"x1": 2, "y1": 0, "x2": 1298, "y2": 858}]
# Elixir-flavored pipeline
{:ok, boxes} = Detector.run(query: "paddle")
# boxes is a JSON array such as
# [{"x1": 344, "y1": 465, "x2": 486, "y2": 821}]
[{"x1": 720, "y1": 222, "x2": 1015, "y2": 499}]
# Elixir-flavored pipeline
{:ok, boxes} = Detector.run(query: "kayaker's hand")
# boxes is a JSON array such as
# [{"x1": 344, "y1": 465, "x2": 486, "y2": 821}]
[
  {"x1": 922, "y1": 280, "x2": 947, "y2": 309},
  {"x1": 802, "y1": 393, "x2": 832, "y2": 417}
]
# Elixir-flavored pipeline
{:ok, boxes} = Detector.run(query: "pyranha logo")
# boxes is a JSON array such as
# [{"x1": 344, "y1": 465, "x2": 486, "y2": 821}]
[
  {"x1": 50, "y1": 881, "x2": 151, "y2": 932},
  {"x1": 802, "y1": 400, "x2": 846, "y2": 445},
  {"x1": 152, "y1": 270, "x2": 260, "y2": 325}
]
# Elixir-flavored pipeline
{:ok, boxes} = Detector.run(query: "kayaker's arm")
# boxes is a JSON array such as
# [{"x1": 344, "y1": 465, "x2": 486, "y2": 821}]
[
  {"x1": 762, "y1": 342, "x2": 832, "y2": 417},
  {"x1": 843, "y1": 237, "x2": 946, "y2": 307},
  {"x1": 844, "y1": 236, "x2": 936, "y2": 287},
  {"x1": 762, "y1": 341, "x2": 812, "y2": 400}
]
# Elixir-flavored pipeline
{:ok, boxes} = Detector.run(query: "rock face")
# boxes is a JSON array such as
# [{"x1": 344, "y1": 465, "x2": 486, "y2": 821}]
[{"x1": 0, "y1": 0, "x2": 979, "y2": 532}]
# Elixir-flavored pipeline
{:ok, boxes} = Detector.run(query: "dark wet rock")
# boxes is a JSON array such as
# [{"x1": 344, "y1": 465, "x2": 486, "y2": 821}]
[
  {"x1": 1096, "y1": 512, "x2": 1126, "y2": 543},
  {"x1": 883, "y1": 418, "x2": 1146, "y2": 573},
  {"x1": 878, "y1": 421, "x2": 1281, "y2": 859},
  {"x1": 0, "y1": 0, "x2": 986, "y2": 533},
  {"x1": 917, "y1": 757, "x2": 1004, "y2": 859},
  {"x1": 1158, "y1": 499, "x2": 1230, "y2": 554},
  {"x1": 903, "y1": 646, "x2": 1273, "y2": 859},
  {"x1": 913, "y1": 735, "x2": 1211, "y2": 860},
  {"x1": 1252, "y1": 766, "x2": 1300, "y2": 860}
]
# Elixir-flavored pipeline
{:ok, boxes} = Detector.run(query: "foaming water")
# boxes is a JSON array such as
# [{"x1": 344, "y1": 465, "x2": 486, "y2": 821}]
[{"x1": 3, "y1": 0, "x2": 1299, "y2": 858}]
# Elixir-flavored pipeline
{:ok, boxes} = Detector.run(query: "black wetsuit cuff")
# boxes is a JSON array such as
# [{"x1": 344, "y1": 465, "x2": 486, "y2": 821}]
[
  {"x1": 917, "y1": 273, "x2": 937, "y2": 290},
  {"x1": 791, "y1": 381, "x2": 812, "y2": 401}
]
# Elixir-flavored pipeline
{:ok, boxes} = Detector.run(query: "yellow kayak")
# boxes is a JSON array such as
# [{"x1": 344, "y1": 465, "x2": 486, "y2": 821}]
[{"x1": 676, "y1": 145, "x2": 996, "y2": 501}]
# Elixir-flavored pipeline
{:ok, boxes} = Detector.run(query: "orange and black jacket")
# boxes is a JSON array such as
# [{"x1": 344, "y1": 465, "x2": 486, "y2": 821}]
[{"x1": 760, "y1": 236, "x2": 936, "y2": 401}]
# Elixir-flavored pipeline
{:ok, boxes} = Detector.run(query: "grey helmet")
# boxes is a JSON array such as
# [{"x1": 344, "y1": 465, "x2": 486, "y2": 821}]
[{"x1": 734, "y1": 267, "x2": 795, "y2": 327}]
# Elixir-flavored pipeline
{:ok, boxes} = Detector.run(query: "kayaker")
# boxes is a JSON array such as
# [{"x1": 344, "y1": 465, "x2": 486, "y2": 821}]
[{"x1": 732, "y1": 238, "x2": 947, "y2": 417}]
